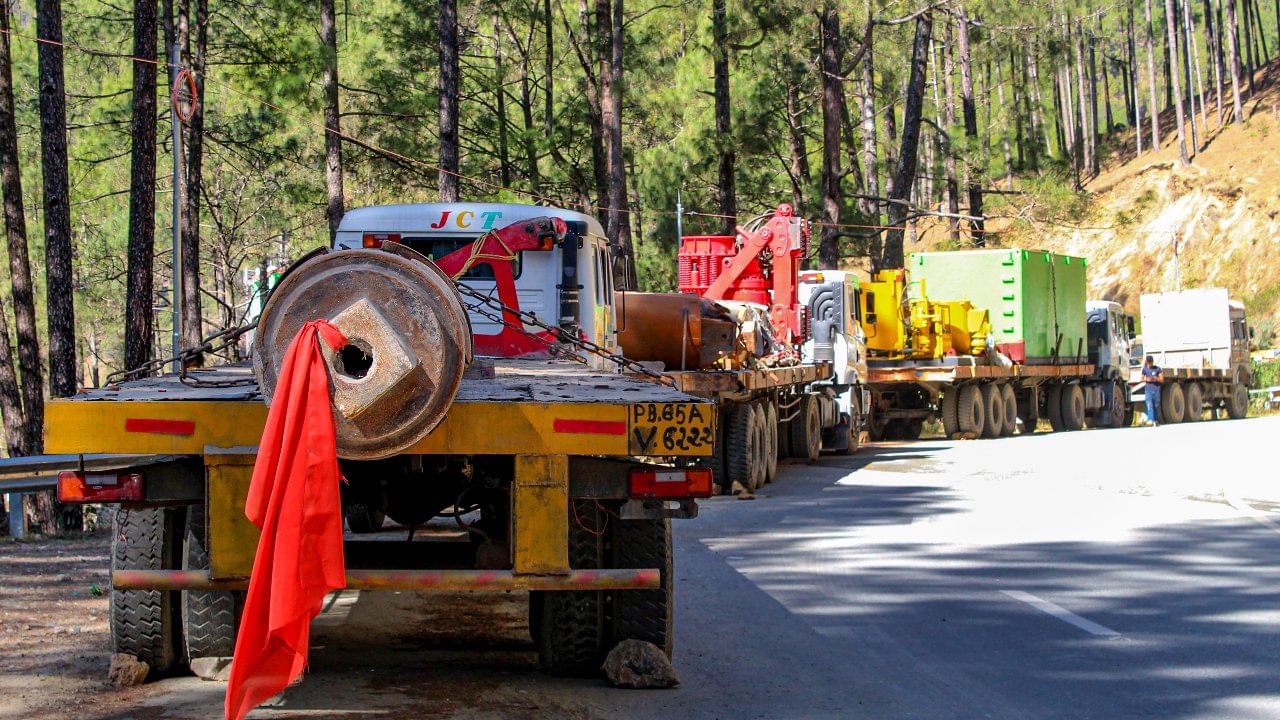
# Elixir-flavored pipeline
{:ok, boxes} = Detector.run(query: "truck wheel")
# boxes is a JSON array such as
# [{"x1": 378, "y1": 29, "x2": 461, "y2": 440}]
[
  {"x1": 1046, "y1": 385, "x2": 1064, "y2": 432},
  {"x1": 902, "y1": 419, "x2": 924, "y2": 440},
  {"x1": 111, "y1": 507, "x2": 180, "y2": 675},
  {"x1": 941, "y1": 390, "x2": 960, "y2": 439},
  {"x1": 1060, "y1": 384, "x2": 1085, "y2": 430},
  {"x1": 1161, "y1": 382, "x2": 1186, "y2": 424},
  {"x1": 837, "y1": 398, "x2": 862, "y2": 455},
  {"x1": 762, "y1": 401, "x2": 779, "y2": 484},
  {"x1": 726, "y1": 404, "x2": 760, "y2": 492},
  {"x1": 345, "y1": 503, "x2": 385, "y2": 534},
  {"x1": 980, "y1": 384, "x2": 1004, "y2": 439},
  {"x1": 1001, "y1": 385, "x2": 1018, "y2": 436},
  {"x1": 182, "y1": 504, "x2": 242, "y2": 665},
  {"x1": 535, "y1": 500, "x2": 607, "y2": 676},
  {"x1": 957, "y1": 383, "x2": 986, "y2": 438},
  {"x1": 610, "y1": 517, "x2": 673, "y2": 659},
  {"x1": 1109, "y1": 382, "x2": 1130, "y2": 429},
  {"x1": 789, "y1": 395, "x2": 821, "y2": 463},
  {"x1": 1183, "y1": 383, "x2": 1203, "y2": 422},
  {"x1": 1227, "y1": 382, "x2": 1249, "y2": 419}
]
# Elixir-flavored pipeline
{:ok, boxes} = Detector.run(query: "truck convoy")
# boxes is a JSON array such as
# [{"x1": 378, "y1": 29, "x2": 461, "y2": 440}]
[
  {"x1": 34, "y1": 203, "x2": 723, "y2": 681},
  {"x1": 1129, "y1": 288, "x2": 1253, "y2": 422}
]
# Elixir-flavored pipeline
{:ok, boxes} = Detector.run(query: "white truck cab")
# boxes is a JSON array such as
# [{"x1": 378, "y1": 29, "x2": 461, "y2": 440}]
[
  {"x1": 334, "y1": 203, "x2": 618, "y2": 361},
  {"x1": 1085, "y1": 300, "x2": 1132, "y2": 380},
  {"x1": 798, "y1": 270, "x2": 870, "y2": 450}
]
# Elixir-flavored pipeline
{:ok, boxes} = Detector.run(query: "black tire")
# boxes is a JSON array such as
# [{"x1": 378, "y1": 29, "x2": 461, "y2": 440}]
[
  {"x1": 1001, "y1": 384, "x2": 1018, "y2": 436},
  {"x1": 1060, "y1": 384, "x2": 1085, "y2": 431},
  {"x1": 1183, "y1": 383, "x2": 1203, "y2": 422},
  {"x1": 1046, "y1": 384, "x2": 1064, "y2": 432},
  {"x1": 980, "y1": 384, "x2": 1004, "y2": 439},
  {"x1": 535, "y1": 500, "x2": 607, "y2": 676},
  {"x1": 1161, "y1": 382, "x2": 1186, "y2": 424},
  {"x1": 789, "y1": 395, "x2": 821, "y2": 463},
  {"x1": 611, "y1": 518, "x2": 673, "y2": 659},
  {"x1": 111, "y1": 508, "x2": 180, "y2": 675},
  {"x1": 697, "y1": 406, "x2": 730, "y2": 494},
  {"x1": 941, "y1": 390, "x2": 960, "y2": 439},
  {"x1": 726, "y1": 404, "x2": 759, "y2": 492},
  {"x1": 750, "y1": 405, "x2": 768, "y2": 489},
  {"x1": 957, "y1": 383, "x2": 985, "y2": 437},
  {"x1": 837, "y1": 395, "x2": 862, "y2": 455},
  {"x1": 1109, "y1": 382, "x2": 1130, "y2": 429},
  {"x1": 902, "y1": 418, "x2": 924, "y2": 440},
  {"x1": 182, "y1": 504, "x2": 241, "y2": 664},
  {"x1": 1227, "y1": 382, "x2": 1249, "y2": 419},
  {"x1": 345, "y1": 503, "x2": 385, "y2": 534},
  {"x1": 762, "y1": 401, "x2": 779, "y2": 484}
]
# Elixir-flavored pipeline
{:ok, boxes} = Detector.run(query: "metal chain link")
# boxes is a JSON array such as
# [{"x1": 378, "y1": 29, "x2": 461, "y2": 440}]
[{"x1": 104, "y1": 323, "x2": 259, "y2": 389}]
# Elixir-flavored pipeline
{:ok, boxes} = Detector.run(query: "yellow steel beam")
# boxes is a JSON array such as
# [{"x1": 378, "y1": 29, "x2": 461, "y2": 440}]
[
  {"x1": 44, "y1": 399, "x2": 714, "y2": 457},
  {"x1": 206, "y1": 449, "x2": 259, "y2": 580},
  {"x1": 512, "y1": 454, "x2": 569, "y2": 576}
]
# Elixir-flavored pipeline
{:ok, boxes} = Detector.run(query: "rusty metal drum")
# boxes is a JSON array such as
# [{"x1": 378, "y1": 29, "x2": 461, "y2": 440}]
[{"x1": 253, "y1": 246, "x2": 473, "y2": 460}]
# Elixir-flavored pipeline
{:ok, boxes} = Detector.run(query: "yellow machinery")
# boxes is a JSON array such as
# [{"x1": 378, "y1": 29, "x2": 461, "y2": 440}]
[{"x1": 860, "y1": 269, "x2": 991, "y2": 360}]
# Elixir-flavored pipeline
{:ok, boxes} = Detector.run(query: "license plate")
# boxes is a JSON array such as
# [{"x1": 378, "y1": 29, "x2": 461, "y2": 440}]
[{"x1": 627, "y1": 403, "x2": 715, "y2": 456}]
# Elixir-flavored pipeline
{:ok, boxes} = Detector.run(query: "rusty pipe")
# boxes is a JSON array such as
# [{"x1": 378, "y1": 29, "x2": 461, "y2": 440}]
[{"x1": 112, "y1": 568, "x2": 661, "y2": 592}]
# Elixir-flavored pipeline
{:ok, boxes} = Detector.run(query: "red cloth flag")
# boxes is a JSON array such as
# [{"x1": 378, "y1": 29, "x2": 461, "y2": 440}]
[{"x1": 226, "y1": 320, "x2": 349, "y2": 720}]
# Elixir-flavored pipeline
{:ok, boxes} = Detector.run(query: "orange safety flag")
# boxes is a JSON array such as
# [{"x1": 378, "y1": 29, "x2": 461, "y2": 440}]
[{"x1": 225, "y1": 320, "x2": 349, "y2": 720}]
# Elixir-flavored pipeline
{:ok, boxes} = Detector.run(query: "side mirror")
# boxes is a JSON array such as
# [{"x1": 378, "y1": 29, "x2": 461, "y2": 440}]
[{"x1": 1126, "y1": 316, "x2": 1136, "y2": 339}]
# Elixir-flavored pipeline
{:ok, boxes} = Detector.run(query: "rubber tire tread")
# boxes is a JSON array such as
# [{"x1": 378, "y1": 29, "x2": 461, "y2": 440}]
[
  {"x1": 1161, "y1": 382, "x2": 1186, "y2": 424},
  {"x1": 1060, "y1": 384, "x2": 1086, "y2": 431},
  {"x1": 610, "y1": 518, "x2": 674, "y2": 659},
  {"x1": 345, "y1": 503, "x2": 385, "y2": 534},
  {"x1": 1228, "y1": 382, "x2": 1249, "y2": 419},
  {"x1": 789, "y1": 395, "x2": 821, "y2": 463},
  {"x1": 1183, "y1": 383, "x2": 1203, "y2": 422},
  {"x1": 980, "y1": 384, "x2": 1004, "y2": 438},
  {"x1": 1109, "y1": 382, "x2": 1130, "y2": 429},
  {"x1": 941, "y1": 390, "x2": 960, "y2": 439},
  {"x1": 837, "y1": 394, "x2": 861, "y2": 455},
  {"x1": 749, "y1": 405, "x2": 767, "y2": 490},
  {"x1": 1046, "y1": 385, "x2": 1065, "y2": 432},
  {"x1": 1001, "y1": 385, "x2": 1018, "y2": 436},
  {"x1": 763, "y1": 401, "x2": 779, "y2": 484},
  {"x1": 111, "y1": 507, "x2": 178, "y2": 674},
  {"x1": 182, "y1": 504, "x2": 241, "y2": 663},
  {"x1": 957, "y1": 384, "x2": 985, "y2": 437},
  {"x1": 536, "y1": 500, "x2": 607, "y2": 676},
  {"x1": 726, "y1": 404, "x2": 759, "y2": 491}
]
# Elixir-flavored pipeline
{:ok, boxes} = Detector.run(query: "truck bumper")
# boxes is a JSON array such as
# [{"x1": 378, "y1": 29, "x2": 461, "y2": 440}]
[{"x1": 112, "y1": 568, "x2": 661, "y2": 592}]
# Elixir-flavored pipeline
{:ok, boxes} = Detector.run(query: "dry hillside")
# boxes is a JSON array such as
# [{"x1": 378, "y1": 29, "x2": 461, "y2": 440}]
[{"x1": 996, "y1": 63, "x2": 1280, "y2": 345}]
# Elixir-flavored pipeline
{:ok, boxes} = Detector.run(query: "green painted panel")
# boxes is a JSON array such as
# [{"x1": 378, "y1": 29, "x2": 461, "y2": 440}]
[{"x1": 908, "y1": 249, "x2": 1088, "y2": 364}]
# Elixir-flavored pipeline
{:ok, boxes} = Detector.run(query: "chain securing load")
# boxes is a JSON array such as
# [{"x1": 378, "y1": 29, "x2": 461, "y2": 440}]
[{"x1": 253, "y1": 243, "x2": 473, "y2": 460}]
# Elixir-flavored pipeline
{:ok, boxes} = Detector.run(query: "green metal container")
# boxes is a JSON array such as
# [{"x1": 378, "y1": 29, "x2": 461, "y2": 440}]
[{"x1": 908, "y1": 249, "x2": 1088, "y2": 364}]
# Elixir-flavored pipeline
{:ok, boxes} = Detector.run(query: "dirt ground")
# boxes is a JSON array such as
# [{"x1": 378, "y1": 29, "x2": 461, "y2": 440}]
[{"x1": 0, "y1": 532, "x2": 159, "y2": 720}]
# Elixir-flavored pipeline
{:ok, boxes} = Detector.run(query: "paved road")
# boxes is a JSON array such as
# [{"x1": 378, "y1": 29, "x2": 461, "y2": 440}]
[{"x1": 109, "y1": 416, "x2": 1280, "y2": 720}]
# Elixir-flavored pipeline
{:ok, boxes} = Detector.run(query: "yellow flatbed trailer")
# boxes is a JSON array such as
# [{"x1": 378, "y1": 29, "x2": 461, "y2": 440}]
[{"x1": 42, "y1": 358, "x2": 716, "y2": 676}]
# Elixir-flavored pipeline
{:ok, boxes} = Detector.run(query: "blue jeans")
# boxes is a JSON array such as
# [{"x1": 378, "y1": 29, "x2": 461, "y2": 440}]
[{"x1": 1145, "y1": 386, "x2": 1161, "y2": 423}]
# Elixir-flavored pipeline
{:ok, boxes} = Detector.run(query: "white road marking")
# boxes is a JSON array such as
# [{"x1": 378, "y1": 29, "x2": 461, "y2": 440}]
[{"x1": 1001, "y1": 590, "x2": 1120, "y2": 637}]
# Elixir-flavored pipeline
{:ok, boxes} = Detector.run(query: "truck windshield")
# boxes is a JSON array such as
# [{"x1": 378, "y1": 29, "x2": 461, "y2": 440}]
[{"x1": 400, "y1": 236, "x2": 523, "y2": 280}]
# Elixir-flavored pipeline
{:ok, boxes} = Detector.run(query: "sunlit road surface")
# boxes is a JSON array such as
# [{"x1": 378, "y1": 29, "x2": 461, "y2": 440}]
[{"x1": 102, "y1": 416, "x2": 1280, "y2": 720}]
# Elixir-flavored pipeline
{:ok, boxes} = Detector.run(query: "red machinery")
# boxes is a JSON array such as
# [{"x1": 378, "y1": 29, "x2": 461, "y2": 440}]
[{"x1": 678, "y1": 204, "x2": 809, "y2": 346}]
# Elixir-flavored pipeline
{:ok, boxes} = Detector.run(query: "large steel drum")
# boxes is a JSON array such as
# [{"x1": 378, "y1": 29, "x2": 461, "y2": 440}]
[{"x1": 253, "y1": 245, "x2": 472, "y2": 460}]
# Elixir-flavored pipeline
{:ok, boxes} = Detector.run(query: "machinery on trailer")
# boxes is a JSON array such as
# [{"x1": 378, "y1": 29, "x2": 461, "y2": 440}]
[
  {"x1": 616, "y1": 204, "x2": 867, "y2": 494},
  {"x1": 35, "y1": 203, "x2": 719, "y2": 680},
  {"x1": 860, "y1": 249, "x2": 1132, "y2": 439},
  {"x1": 1129, "y1": 288, "x2": 1253, "y2": 422}
]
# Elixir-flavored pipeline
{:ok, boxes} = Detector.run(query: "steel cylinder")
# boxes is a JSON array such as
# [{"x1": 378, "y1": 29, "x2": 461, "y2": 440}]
[{"x1": 253, "y1": 246, "x2": 473, "y2": 460}]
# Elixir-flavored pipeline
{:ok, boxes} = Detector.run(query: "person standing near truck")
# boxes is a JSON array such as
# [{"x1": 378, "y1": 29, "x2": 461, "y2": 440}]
[{"x1": 1142, "y1": 355, "x2": 1164, "y2": 425}]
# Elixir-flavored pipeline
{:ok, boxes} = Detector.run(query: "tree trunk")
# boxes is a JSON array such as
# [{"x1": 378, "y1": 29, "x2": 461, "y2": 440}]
[
  {"x1": 1250, "y1": 0, "x2": 1267, "y2": 62},
  {"x1": 1180, "y1": 0, "x2": 1199, "y2": 149},
  {"x1": 1074, "y1": 19, "x2": 1095, "y2": 177},
  {"x1": 517, "y1": 43, "x2": 540, "y2": 191},
  {"x1": 942, "y1": 20, "x2": 959, "y2": 242},
  {"x1": 1184, "y1": 0, "x2": 1207, "y2": 144},
  {"x1": 858, "y1": 30, "x2": 878, "y2": 220},
  {"x1": 438, "y1": 0, "x2": 460, "y2": 202},
  {"x1": 1012, "y1": 50, "x2": 1026, "y2": 169},
  {"x1": 1027, "y1": 44, "x2": 1046, "y2": 169},
  {"x1": 817, "y1": 4, "x2": 843, "y2": 269},
  {"x1": 0, "y1": 4, "x2": 41, "y2": 453},
  {"x1": 1164, "y1": 0, "x2": 1191, "y2": 163},
  {"x1": 711, "y1": 0, "x2": 734, "y2": 234},
  {"x1": 493, "y1": 10, "x2": 511, "y2": 187},
  {"x1": 1207, "y1": 0, "x2": 1223, "y2": 123},
  {"x1": 1226, "y1": 0, "x2": 1245, "y2": 121},
  {"x1": 1132, "y1": 0, "x2": 1144, "y2": 155},
  {"x1": 1242, "y1": 0, "x2": 1255, "y2": 94},
  {"x1": 957, "y1": 10, "x2": 982, "y2": 240},
  {"x1": 786, "y1": 74, "x2": 811, "y2": 211},
  {"x1": 321, "y1": 0, "x2": 345, "y2": 230},
  {"x1": 1145, "y1": 0, "x2": 1163, "y2": 146},
  {"x1": 602, "y1": 0, "x2": 633, "y2": 288},
  {"x1": 997, "y1": 59, "x2": 1014, "y2": 189},
  {"x1": 0, "y1": 292, "x2": 24, "y2": 457},
  {"x1": 883, "y1": 12, "x2": 932, "y2": 270},
  {"x1": 181, "y1": 0, "x2": 206, "y2": 352},
  {"x1": 37, "y1": 0, "x2": 74, "y2": 398},
  {"x1": 125, "y1": 0, "x2": 157, "y2": 375}
]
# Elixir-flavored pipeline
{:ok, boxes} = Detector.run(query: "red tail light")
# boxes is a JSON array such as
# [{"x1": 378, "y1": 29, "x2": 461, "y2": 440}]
[
  {"x1": 628, "y1": 467, "x2": 714, "y2": 499},
  {"x1": 362, "y1": 233, "x2": 400, "y2": 248},
  {"x1": 57, "y1": 471, "x2": 145, "y2": 503}
]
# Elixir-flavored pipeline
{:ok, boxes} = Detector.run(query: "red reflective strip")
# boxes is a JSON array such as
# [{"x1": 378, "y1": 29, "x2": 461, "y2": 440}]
[
  {"x1": 125, "y1": 418, "x2": 196, "y2": 436},
  {"x1": 552, "y1": 419, "x2": 627, "y2": 435}
]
